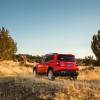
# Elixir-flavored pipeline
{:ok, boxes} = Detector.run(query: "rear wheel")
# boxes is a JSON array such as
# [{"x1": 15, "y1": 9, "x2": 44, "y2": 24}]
[
  {"x1": 73, "y1": 76, "x2": 77, "y2": 80},
  {"x1": 70, "y1": 76, "x2": 77, "y2": 80},
  {"x1": 48, "y1": 69, "x2": 55, "y2": 80}
]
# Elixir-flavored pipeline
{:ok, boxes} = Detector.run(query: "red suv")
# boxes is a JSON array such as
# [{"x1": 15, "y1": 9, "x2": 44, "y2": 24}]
[{"x1": 33, "y1": 53, "x2": 79, "y2": 80}]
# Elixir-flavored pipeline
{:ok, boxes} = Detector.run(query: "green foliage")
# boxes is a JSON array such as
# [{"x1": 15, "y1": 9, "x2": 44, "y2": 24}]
[
  {"x1": 0, "y1": 27, "x2": 17, "y2": 61},
  {"x1": 76, "y1": 58, "x2": 84, "y2": 66},
  {"x1": 83, "y1": 55, "x2": 94, "y2": 66},
  {"x1": 91, "y1": 31, "x2": 100, "y2": 61},
  {"x1": 93, "y1": 60, "x2": 100, "y2": 66}
]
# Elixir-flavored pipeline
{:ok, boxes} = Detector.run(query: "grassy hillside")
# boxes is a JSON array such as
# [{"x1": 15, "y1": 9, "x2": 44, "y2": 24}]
[
  {"x1": 0, "y1": 61, "x2": 100, "y2": 100},
  {"x1": 0, "y1": 61, "x2": 32, "y2": 76}
]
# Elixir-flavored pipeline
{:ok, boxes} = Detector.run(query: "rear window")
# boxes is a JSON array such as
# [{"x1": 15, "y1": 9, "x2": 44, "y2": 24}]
[{"x1": 57, "y1": 55, "x2": 75, "y2": 62}]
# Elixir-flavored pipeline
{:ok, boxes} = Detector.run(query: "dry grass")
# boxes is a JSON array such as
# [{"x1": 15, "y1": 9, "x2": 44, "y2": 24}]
[
  {"x1": 0, "y1": 61, "x2": 100, "y2": 100},
  {"x1": 78, "y1": 66, "x2": 100, "y2": 80},
  {"x1": 0, "y1": 76, "x2": 100, "y2": 100},
  {"x1": 0, "y1": 60, "x2": 32, "y2": 76}
]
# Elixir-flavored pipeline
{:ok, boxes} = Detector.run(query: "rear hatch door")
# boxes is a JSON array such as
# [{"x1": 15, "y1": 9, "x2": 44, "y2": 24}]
[{"x1": 57, "y1": 54, "x2": 76, "y2": 70}]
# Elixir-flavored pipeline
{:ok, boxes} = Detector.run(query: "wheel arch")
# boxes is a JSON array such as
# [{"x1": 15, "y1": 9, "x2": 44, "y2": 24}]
[
  {"x1": 47, "y1": 66, "x2": 54, "y2": 73},
  {"x1": 33, "y1": 66, "x2": 37, "y2": 72}
]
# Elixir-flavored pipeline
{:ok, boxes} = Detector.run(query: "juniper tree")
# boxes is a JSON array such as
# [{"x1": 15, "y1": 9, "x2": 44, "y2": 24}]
[
  {"x1": 0, "y1": 27, "x2": 17, "y2": 61},
  {"x1": 91, "y1": 30, "x2": 100, "y2": 61}
]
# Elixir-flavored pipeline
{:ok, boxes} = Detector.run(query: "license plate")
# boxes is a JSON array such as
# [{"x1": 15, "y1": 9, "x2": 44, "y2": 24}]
[
  {"x1": 61, "y1": 71, "x2": 66, "y2": 74},
  {"x1": 67, "y1": 64, "x2": 71, "y2": 67}
]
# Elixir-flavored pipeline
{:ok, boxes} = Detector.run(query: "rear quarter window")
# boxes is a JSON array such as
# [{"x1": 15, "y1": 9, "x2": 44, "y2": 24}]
[{"x1": 45, "y1": 55, "x2": 54, "y2": 62}]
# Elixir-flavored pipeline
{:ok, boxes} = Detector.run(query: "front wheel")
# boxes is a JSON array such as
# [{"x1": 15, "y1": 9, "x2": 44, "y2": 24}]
[
  {"x1": 33, "y1": 69, "x2": 37, "y2": 78},
  {"x1": 48, "y1": 70, "x2": 55, "y2": 80}
]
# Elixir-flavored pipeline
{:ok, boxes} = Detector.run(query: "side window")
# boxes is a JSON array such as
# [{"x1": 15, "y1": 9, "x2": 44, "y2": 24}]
[{"x1": 45, "y1": 55, "x2": 54, "y2": 62}]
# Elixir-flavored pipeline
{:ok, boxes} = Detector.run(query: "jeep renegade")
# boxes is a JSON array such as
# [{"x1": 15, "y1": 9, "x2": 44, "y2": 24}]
[{"x1": 33, "y1": 53, "x2": 79, "y2": 80}]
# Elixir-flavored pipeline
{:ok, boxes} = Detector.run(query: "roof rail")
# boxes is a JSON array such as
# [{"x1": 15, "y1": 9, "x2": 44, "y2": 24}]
[{"x1": 47, "y1": 53, "x2": 58, "y2": 55}]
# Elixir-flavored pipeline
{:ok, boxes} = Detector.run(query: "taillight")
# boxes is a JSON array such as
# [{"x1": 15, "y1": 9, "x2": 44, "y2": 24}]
[{"x1": 56, "y1": 61, "x2": 60, "y2": 66}]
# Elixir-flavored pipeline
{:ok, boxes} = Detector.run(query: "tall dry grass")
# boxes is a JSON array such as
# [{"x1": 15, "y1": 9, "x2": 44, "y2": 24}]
[
  {"x1": 78, "y1": 66, "x2": 100, "y2": 80},
  {"x1": 0, "y1": 76, "x2": 100, "y2": 100},
  {"x1": 0, "y1": 61, "x2": 100, "y2": 100},
  {"x1": 0, "y1": 60, "x2": 32, "y2": 76}
]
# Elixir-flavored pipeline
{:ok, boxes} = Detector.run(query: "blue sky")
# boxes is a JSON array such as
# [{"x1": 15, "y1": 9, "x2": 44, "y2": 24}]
[{"x1": 0, "y1": 0, "x2": 100, "y2": 58}]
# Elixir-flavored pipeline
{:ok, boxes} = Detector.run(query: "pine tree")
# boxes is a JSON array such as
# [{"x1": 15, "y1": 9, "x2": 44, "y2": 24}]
[
  {"x1": 0, "y1": 27, "x2": 17, "y2": 61},
  {"x1": 91, "y1": 30, "x2": 100, "y2": 61}
]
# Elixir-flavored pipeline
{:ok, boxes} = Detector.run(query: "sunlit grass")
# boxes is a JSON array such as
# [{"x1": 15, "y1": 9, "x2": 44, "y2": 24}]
[
  {"x1": 78, "y1": 66, "x2": 100, "y2": 80},
  {"x1": 0, "y1": 60, "x2": 32, "y2": 76},
  {"x1": 0, "y1": 61, "x2": 100, "y2": 100}
]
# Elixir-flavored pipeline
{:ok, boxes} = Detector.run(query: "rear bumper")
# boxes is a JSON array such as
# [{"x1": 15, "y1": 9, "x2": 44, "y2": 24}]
[{"x1": 54, "y1": 70, "x2": 79, "y2": 76}]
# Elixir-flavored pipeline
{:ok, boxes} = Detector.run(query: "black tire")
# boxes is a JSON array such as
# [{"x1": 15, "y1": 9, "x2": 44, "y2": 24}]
[
  {"x1": 33, "y1": 69, "x2": 37, "y2": 78},
  {"x1": 70, "y1": 76, "x2": 77, "y2": 81},
  {"x1": 48, "y1": 69, "x2": 55, "y2": 80},
  {"x1": 73, "y1": 76, "x2": 77, "y2": 81}
]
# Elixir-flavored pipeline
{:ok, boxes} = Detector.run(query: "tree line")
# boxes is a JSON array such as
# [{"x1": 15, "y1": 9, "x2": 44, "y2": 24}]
[{"x1": 0, "y1": 27, "x2": 100, "y2": 66}]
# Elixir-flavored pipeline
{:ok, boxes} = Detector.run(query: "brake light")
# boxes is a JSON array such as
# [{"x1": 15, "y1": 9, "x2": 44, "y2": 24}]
[{"x1": 56, "y1": 61, "x2": 60, "y2": 66}]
